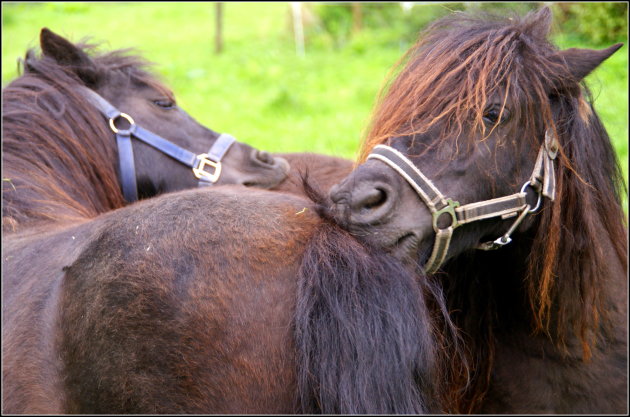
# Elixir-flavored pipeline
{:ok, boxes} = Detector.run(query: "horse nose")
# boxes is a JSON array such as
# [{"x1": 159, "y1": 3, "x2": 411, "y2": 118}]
[
  {"x1": 331, "y1": 180, "x2": 397, "y2": 225},
  {"x1": 252, "y1": 150, "x2": 276, "y2": 167},
  {"x1": 248, "y1": 149, "x2": 290, "y2": 175}
]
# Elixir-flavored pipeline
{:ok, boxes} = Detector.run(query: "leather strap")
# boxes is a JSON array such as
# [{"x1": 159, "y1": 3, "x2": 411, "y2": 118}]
[
  {"x1": 207, "y1": 133, "x2": 236, "y2": 162},
  {"x1": 368, "y1": 145, "x2": 449, "y2": 213},
  {"x1": 425, "y1": 228, "x2": 453, "y2": 274},
  {"x1": 529, "y1": 130, "x2": 558, "y2": 201},
  {"x1": 132, "y1": 126, "x2": 197, "y2": 167},
  {"x1": 81, "y1": 87, "x2": 120, "y2": 120},
  {"x1": 456, "y1": 193, "x2": 527, "y2": 224},
  {"x1": 198, "y1": 133, "x2": 236, "y2": 187},
  {"x1": 116, "y1": 132, "x2": 138, "y2": 202}
]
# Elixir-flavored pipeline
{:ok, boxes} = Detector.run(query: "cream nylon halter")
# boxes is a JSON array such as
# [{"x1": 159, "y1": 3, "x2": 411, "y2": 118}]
[{"x1": 367, "y1": 131, "x2": 559, "y2": 274}]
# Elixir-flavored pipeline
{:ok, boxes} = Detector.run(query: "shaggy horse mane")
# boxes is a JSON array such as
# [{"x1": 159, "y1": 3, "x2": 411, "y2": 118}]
[
  {"x1": 298, "y1": 176, "x2": 471, "y2": 413},
  {"x1": 358, "y1": 10, "x2": 589, "y2": 161},
  {"x1": 354, "y1": 8, "x2": 627, "y2": 412},
  {"x1": 2, "y1": 37, "x2": 174, "y2": 231}
]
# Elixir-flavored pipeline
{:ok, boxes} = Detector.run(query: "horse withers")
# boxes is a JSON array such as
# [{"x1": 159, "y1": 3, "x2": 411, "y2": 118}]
[{"x1": 330, "y1": 7, "x2": 627, "y2": 413}]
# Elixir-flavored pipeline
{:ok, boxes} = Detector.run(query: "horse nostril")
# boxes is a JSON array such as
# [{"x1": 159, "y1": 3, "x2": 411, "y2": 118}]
[
  {"x1": 355, "y1": 187, "x2": 388, "y2": 211},
  {"x1": 254, "y1": 150, "x2": 275, "y2": 166},
  {"x1": 331, "y1": 180, "x2": 396, "y2": 225},
  {"x1": 330, "y1": 183, "x2": 345, "y2": 203}
]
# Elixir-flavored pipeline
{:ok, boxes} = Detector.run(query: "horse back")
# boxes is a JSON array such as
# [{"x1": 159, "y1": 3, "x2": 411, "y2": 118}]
[{"x1": 57, "y1": 186, "x2": 320, "y2": 413}]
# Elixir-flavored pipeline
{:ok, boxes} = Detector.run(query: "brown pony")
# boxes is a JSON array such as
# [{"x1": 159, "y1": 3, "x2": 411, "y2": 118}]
[
  {"x1": 2, "y1": 28, "x2": 290, "y2": 233},
  {"x1": 1, "y1": 182, "x2": 448, "y2": 413},
  {"x1": 331, "y1": 7, "x2": 627, "y2": 413}
]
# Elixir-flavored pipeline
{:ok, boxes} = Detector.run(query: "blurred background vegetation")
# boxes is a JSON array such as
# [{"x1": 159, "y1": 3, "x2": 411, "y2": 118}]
[{"x1": 2, "y1": 2, "x2": 627, "y2": 210}]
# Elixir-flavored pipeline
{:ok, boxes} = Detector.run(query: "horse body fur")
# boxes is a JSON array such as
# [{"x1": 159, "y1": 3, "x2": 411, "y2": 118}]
[
  {"x1": 3, "y1": 185, "x2": 439, "y2": 414},
  {"x1": 2, "y1": 220, "x2": 102, "y2": 413},
  {"x1": 273, "y1": 152, "x2": 354, "y2": 195},
  {"x1": 3, "y1": 187, "x2": 316, "y2": 413}
]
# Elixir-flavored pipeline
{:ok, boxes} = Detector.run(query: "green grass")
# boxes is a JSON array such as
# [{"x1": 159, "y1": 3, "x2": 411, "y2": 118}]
[
  {"x1": 2, "y1": 2, "x2": 627, "y2": 212},
  {"x1": 2, "y1": 2, "x2": 403, "y2": 159}
]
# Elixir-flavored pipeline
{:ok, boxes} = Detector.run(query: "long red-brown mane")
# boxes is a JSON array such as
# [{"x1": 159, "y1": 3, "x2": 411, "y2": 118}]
[
  {"x1": 357, "y1": 8, "x2": 627, "y2": 412},
  {"x1": 2, "y1": 40, "x2": 173, "y2": 231}
]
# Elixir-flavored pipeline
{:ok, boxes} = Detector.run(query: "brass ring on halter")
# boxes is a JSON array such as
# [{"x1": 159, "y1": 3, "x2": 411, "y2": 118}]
[{"x1": 109, "y1": 113, "x2": 136, "y2": 135}]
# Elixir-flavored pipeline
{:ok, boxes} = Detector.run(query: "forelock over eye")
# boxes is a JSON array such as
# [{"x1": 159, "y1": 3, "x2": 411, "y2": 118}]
[{"x1": 483, "y1": 105, "x2": 510, "y2": 125}]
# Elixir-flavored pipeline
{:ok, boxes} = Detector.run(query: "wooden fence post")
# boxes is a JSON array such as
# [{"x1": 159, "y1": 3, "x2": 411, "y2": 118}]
[{"x1": 215, "y1": 2, "x2": 223, "y2": 54}]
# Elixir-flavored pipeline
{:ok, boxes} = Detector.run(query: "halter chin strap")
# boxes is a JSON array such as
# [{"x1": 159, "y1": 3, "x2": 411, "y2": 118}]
[
  {"x1": 367, "y1": 131, "x2": 559, "y2": 274},
  {"x1": 79, "y1": 87, "x2": 236, "y2": 203}
]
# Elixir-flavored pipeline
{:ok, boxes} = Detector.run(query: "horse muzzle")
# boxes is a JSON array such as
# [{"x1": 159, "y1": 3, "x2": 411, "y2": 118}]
[
  {"x1": 329, "y1": 160, "x2": 433, "y2": 263},
  {"x1": 218, "y1": 146, "x2": 290, "y2": 189}
]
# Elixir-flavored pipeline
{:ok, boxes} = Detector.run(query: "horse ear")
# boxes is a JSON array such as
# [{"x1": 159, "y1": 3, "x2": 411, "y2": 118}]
[
  {"x1": 557, "y1": 43, "x2": 623, "y2": 82},
  {"x1": 40, "y1": 28, "x2": 99, "y2": 85},
  {"x1": 528, "y1": 6, "x2": 553, "y2": 38}
]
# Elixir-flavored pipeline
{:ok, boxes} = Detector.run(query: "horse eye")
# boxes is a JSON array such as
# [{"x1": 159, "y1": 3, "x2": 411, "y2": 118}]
[
  {"x1": 483, "y1": 106, "x2": 509, "y2": 125},
  {"x1": 153, "y1": 99, "x2": 176, "y2": 109}
]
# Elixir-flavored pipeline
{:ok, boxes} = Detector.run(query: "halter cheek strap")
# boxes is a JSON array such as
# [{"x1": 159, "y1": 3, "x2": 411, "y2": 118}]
[
  {"x1": 367, "y1": 131, "x2": 558, "y2": 274},
  {"x1": 80, "y1": 87, "x2": 236, "y2": 202}
]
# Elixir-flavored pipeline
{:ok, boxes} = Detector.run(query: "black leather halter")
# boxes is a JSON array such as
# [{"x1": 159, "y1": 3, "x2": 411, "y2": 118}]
[
  {"x1": 80, "y1": 87, "x2": 236, "y2": 202},
  {"x1": 367, "y1": 131, "x2": 559, "y2": 274}
]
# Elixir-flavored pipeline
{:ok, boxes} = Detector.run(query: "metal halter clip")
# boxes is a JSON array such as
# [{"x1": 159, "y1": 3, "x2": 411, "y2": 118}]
[
  {"x1": 478, "y1": 235, "x2": 512, "y2": 251},
  {"x1": 193, "y1": 154, "x2": 222, "y2": 183},
  {"x1": 477, "y1": 204, "x2": 530, "y2": 251}
]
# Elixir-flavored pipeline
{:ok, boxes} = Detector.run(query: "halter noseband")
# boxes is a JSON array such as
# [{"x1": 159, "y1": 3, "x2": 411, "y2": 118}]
[
  {"x1": 367, "y1": 131, "x2": 559, "y2": 274},
  {"x1": 80, "y1": 87, "x2": 236, "y2": 202}
]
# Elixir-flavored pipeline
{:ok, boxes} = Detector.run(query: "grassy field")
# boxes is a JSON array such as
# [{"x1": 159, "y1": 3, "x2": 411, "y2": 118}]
[{"x1": 2, "y1": 2, "x2": 627, "y2": 210}]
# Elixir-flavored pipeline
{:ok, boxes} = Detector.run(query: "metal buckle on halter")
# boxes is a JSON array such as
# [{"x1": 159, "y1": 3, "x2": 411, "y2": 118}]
[
  {"x1": 108, "y1": 113, "x2": 136, "y2": 135},
  {"x1": 432, "y1": 198, "x2": 460, "y2": 233},
  {"x1": 193, "y1": 154, "x2": 222, "y2": 183}
]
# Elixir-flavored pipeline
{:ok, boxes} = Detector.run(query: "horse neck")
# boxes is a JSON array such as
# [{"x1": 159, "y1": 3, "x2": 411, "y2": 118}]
[
  {"x1": 2, "y1": 74, "x2": 125, "y2": 232},
  {"x1": 441, "y1": 188, "x2": 627, "y2": 411},
  {"x1": 447, "y1": 212, "x2": 625, "y2": 334}
]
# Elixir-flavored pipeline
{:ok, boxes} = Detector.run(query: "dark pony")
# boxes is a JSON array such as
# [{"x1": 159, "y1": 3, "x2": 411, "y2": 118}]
[
  {"x1": 2, "y1": 29, "x2": 290, "y2": 232},
  {"x1": 333, "y1": 7, "x2": 627, "y2": 413},
  {"x1": 2, "y1": 181, "x2": 450, "y2": 413}
]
